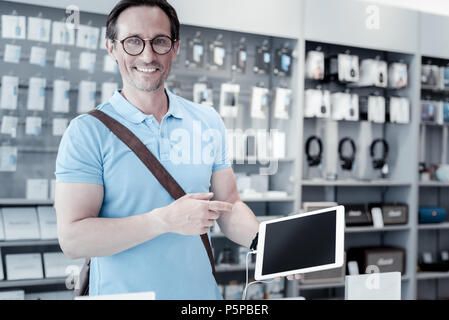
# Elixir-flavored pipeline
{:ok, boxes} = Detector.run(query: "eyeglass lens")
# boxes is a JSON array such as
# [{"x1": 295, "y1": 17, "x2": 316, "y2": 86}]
[{"x1": 123, "y1": 36, "x2": 173, "y2": 55}]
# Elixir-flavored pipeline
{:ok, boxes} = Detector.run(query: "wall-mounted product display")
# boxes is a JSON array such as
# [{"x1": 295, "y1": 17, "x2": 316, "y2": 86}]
[
  {"x1": 274, "y1": 47, "x2": 293, "y2": 77},
  {"x1": 326, "y1": 53, "x2": 359, "y2": 83},
  {"x1": 300, "y1": 36, "x2": 416, "y2": 300},
  {"x1": 418, "y1": 52, "x2": 449, "y2": 222},
  {"x1": 305, "y1": 50, "x2": 325, "y2": 80},
  {"x1": 418, "y1": 207, "x2": 447, "y2": 224},
  {"x1": 305, "y1": 135, "x2": 323, "y2": 168},
  {"x1": 330, "y1": 92, "x2": 359, "y2": 121},
  {"x1": 186, "y1": 36, "x2": 205, "y2": 68},
  {"x1": 193, "y1": 82, "x2": 214, "y2": 106},
  {"x1": 250, "y1": 87, "x2": 269, "y2": 119},
  {"x1": 421, "y1": 64, "x2": 440, "y2": 87},
  {"x1": 421, "y1": 101, "x2": 439, "y2": 123},
  {"x1": 338, "y1": 137, "x2": 356, "y2": 171},
  {"x1": 37, "y1": 206, "x2": 57, "y2": 240},
  {"x1": 208, "y1": 35, "x2": 226, "y2": 70},
  {"x1": 304, "y1": 89, "x2": 330, "y2": 118},
  {"x1": 5, "y1": 253, "x2": 44, "y2": 280},
  {"x1": 42, "y1": 252, "x2": 84, "y2": 278},
  {"x1": 358, "y1": 58, "x2": 388, "y2": 88},
  {"x1": 418, "y1": 251, "x2": 449, "y2": 272},
  {"x1": 273, "y1": 87, "x2": 292, "y2": 120},
  {"x1": 254, "y1": 42, "x2": 271, "y2": 75},
  {"x1": 232, "y1": 41, "x2": 247, "y2": 73},
  {"x1": 389, "y1": 62, "x2": 408, "y2": 89},
  {"x1": 370, "y1": 138, "x2": 389, "y2": 175},
  {"x1": 219, "y1": 83, "x2": 240, "y2": 118},
  {"x1": 389, "y1": 97, "x2": 410, "y2": 124},
  {"x1": 1, "y1": 207, "x2": 40, "y2": 240},
  {"x1": 366, "y1": 95, "x2": 386, "y2": 123},
  {"x1": 344, "y1": 204, "x2": 372, "y2": 226},
  {"x1": 372, "y1": 203, "x2": 408, "y2": 225}
]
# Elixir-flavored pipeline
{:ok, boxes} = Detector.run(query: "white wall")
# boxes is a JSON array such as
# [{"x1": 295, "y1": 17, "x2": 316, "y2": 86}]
[
  {"x1": 304, "y1": 0, "x2": 419, "y2": 53},
  {"x1": 7, "y1": 0, "x2": 303, "y2": 39},
  {"x1": 6, "y1": 0, "x2": 116, "y2": 14},
  {"x1": 169, "y1": 0, "x2": 302, "y2": 38},
  {"x1": 358, "y1": 0, "x2": 449, "y2": 17}
]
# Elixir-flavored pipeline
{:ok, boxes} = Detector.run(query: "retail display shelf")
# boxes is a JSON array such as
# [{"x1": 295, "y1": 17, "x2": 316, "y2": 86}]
[
  {"x1": 301, "y1": 180, "x2": 411, "y2": 187},
  {"x1": 269, "y1": 296, "x2": 306, "y2": 300},
  {"x1": 215, "y1": 264, "x2": 255, "y2": 272},
  {"x1": 240, "y1": 195, "x2": 296, "y2": 202},
  {"x1": 421, "y1": 85, "x2": 449, "y2": 93},
  {"x1": 418, "y1": 222, "x2": 449, "y2": 230},
  {"x1": 0, "y1": 199, "x2": 54, "y2": 206},
  {"x1": 298, "y1": 281, "x2": 345, "y2": 290},
  {"x1": 419, "y1": 181, "x2": 449, "y2": 187},
  {"x1": 0, "y1": 239, "x2": 59, "y2": 247},
  {"x1": 298, "y1": 275, "x2": 410, "y2": 291},
  {"x1": 0, "y1": 278, "x2": 67, "y2": 289},
  {"x1": 231, "y1": 157, "x2": 296, "y2": 164},
  {"x1": 345, "y1": 225, "x2": 410, "y2": 233},
  {"x1": 306, "y1": 79, "x2": 405, "y2": 91},
  {"x1": 416, "y1": 272, "x2": 449, "y2": 280},
  {"x1": 19, "y1": 146, "x2": 60, "y2": 153},
  {"x1": 420, "y1": 122, "x2": 449, "y2": 127},
  {"x1": 213, "y1": 226, "x2": 410, "y2": 236}
]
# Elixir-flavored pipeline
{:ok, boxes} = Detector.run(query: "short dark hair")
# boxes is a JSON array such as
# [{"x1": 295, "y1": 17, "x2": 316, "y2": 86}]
[{"x1": 106, "y1": 0, "x2": 180, "y2": 41}]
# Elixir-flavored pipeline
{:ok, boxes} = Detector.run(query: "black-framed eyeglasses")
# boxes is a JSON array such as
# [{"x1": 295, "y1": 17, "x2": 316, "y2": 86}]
[{"x1": 114, "y1": 35, "x2": 176, "y2": 56}]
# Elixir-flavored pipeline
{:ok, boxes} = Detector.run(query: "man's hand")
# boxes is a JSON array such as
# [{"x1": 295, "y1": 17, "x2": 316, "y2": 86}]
[
  {"x1": 274, "y1": 274, "x2": 303, "y2": 282},
  {"x1": 159, "y1": 192, "x2": 234, "y2": 235},
  {"x1": 286, "y1": 274, "x2": 303, "y2": 281}
]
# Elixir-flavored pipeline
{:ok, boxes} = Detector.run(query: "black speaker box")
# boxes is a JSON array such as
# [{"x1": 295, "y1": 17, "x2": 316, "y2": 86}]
[
  {"x1": 300, "y1": 253, "x2": 346, "y2": 284},
  {"x1": 347, "y1": 246, "x2": 406, "y2": 275},
  {"x1": 344, "y1": 204, "x2": 372, "y2": 226}
]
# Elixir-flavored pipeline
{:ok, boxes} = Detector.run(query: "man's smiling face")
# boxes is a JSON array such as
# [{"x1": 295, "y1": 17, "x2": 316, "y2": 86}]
[{"x1": 107, "y1": 5, "x2": 179, "y2": 93}]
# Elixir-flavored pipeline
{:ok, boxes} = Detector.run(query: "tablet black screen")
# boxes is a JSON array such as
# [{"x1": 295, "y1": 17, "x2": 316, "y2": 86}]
[{"x1": 262, "y1": 210, "x2": 337, "y2": 276}]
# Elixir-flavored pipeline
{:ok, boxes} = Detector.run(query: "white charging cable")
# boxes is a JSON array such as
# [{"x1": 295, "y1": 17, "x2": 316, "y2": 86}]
[{"x1": 242, "y1": 250, "x2": 276, "y2": 300}]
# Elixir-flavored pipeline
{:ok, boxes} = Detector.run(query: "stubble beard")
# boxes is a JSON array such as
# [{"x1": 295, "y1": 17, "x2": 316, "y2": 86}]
[{"x1": 128, "y1": 64, "x2": 171, "y2": 93}]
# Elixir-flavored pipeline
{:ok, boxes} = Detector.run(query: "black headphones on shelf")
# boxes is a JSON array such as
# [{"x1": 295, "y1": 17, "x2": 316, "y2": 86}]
[
  {"x1": 370, "y1": 138, "x2": 389, "y2": 170},
  {"x1": 338, "y1": 137, "x2": 356, "y2": 170},
  {"x1": 305, "y1": 136, "x2": 323, "y2": 167}
]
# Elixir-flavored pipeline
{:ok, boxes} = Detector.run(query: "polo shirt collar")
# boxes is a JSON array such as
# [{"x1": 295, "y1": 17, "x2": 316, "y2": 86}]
[
  {"x1": 109, "y1": 89, "x2": 184, "y2": 124},
  {"x1": 165, "y1": 89, "x2": 184, "y2": 119}
]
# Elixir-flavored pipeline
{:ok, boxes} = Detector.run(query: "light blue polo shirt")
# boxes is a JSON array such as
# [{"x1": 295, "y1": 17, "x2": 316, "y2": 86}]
[{"x1": 55, "y1": 89, "x2": 231, "y2": 299}]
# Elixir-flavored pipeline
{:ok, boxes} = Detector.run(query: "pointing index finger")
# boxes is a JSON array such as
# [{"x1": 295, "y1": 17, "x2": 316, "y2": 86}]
[{"x1": 208, "y1": 200, "x2": 234, "y2": 213}]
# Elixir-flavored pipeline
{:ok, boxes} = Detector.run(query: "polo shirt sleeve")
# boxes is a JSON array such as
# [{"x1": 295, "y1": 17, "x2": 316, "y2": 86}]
[
  {"x1": 55, "y1": 117, "x2": 104, "y2": 185},
  {"x1": 211, "y1": 109, "x2": 232, "y2": 172}
]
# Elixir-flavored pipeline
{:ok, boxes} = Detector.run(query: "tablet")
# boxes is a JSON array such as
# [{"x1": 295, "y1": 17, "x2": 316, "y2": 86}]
[{"x1": 254, "y1": 205, "x2": 345, "y2": 281}]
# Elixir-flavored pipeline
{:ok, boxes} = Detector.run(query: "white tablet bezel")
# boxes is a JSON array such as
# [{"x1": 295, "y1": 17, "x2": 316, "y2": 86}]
[{"x1": 254, "y1": 205, "x2": 345, "y2": 281}]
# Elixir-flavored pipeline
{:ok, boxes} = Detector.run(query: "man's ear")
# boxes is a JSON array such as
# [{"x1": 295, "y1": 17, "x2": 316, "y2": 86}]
[
  {"x1": 172, "y1": 40, "x2": 180, "y2": 62},
  {"x1": 105, "y1": 39, "x2": 118, "y2": 63},
  {"x1": 174, "y1": 40, "x2": 180, "y2": 55}
]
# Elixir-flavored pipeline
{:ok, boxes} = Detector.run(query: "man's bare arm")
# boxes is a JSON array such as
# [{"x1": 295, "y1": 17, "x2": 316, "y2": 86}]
[
  {"x1": 210, "y1": 168, "x2": 260, "y2": 248},
  {"x1": 55, "y1": 183, "x2": 231, "y2": 259},
  {"x1": 55, "y1": 183, "x2": 169, "y2": 259}
]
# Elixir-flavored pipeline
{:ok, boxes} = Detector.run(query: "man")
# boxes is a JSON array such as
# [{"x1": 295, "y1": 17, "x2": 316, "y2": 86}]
[{"x1": 55, "y1": 0, "x2": 297, "y2": 299}]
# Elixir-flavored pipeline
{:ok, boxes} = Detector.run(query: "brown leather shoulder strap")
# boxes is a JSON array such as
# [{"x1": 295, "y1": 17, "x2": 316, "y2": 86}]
[{"x1": 88, "y1": 109, "x2": 216, "y2": 280}]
